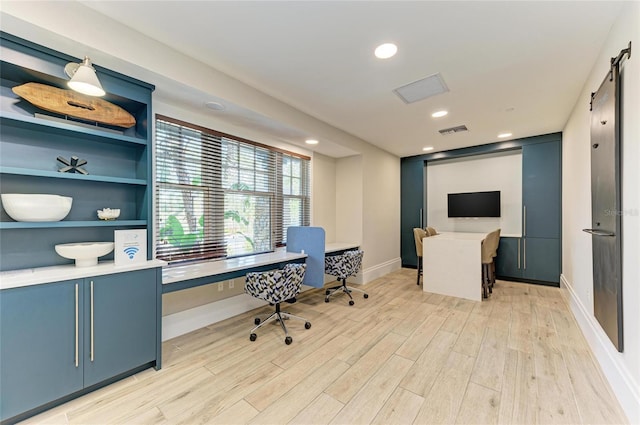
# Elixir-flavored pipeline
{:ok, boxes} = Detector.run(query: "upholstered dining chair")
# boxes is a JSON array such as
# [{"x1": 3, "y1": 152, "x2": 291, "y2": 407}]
[
  {"x1": 481, "y1": 228, "x2": 501, "y2": 298},
  {"x1": 245, "y1": 263, "x2": 310, "y2": 345},
  {"x1": 324, "y1": 250, "x2": 367, "y2": 305},
  {"x1": 413, "y1": 228, "x2": 428, "y2": 285}
]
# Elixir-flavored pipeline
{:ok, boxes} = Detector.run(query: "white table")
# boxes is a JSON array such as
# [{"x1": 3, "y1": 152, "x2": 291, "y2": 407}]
[{"x1": 422, "y1": 232, "x2": 487, "y2": 302}]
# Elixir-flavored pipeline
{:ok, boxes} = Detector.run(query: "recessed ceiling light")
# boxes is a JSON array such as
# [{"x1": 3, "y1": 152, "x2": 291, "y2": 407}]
[
  {"x1": 431, "y1": 110, "x2": 448, "y2": 118},
  {"x1": 204, "y1": 101, "x2": 225, "y2": 111},
  {"x1": 305, "y1": 139, "x2": 319, "y2": 145},
  {"x1": 374, "y1": 43, "x2": 397, "y2": 59},
  {"x1": 498, "y1": 132, "x2": 512, "y2": 138},
  {"x1": 422, "y1": 146, "x2": 434, "y2": 152}
]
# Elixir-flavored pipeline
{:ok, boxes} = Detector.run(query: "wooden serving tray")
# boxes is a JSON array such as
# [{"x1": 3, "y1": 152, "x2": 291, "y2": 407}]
[{"x1": 12, "y1": 82, "x2": 136, "y2": 128}]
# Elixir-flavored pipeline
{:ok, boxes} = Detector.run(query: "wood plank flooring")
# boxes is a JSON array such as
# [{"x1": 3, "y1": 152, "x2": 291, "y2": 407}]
[{"x1": 21, "y1": 268, "x2": 628, "y2": 425}]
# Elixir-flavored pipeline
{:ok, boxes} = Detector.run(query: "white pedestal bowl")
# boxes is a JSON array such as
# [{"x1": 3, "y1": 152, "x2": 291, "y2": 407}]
[{"x1": 55, "y1": 242, "x2": 114, "y2": 267}]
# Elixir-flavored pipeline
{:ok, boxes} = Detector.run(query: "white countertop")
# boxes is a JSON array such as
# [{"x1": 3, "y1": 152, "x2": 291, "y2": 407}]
[
  {"x1": 0, "y1": 259, "x2": 166, "y2": 290},
  {"x1": 2, "y1": 242, "x2": 360, "y2": 289},
  {"x1": 162, "y1": 251, "x2": 307, "y2": 285}
]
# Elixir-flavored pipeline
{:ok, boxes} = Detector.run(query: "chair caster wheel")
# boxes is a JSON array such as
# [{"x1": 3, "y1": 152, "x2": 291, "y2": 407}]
[
  {"x1": 325, "y1": 290, "x2": 330, "y2": 295},
  {"x1": 285, "y1": 336, "x2": 293, "y2": 345},
  {"x1": 254, "y1": 318, "x2": 261, "y2": 325},
  {"x1": 349, "y1": 300, "x2": 355, "y2": 306},
  {"x1": 305, "y1": 321, "x2": 311, "y2": 329},
  {"x1": 250, "y1": 333, "x2": 257, "y2": 341},
  {"x1": 325, "y1": 297, "x2": 330, "y2": 303},
  {"x1": 364, "y1": 294, "x2": 369, "y2": 299}
]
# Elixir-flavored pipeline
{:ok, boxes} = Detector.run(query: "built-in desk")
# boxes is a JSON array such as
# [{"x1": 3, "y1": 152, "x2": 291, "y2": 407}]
[
  {"x1": 422, "y1": 232, "x2": 487, "y2": 302},
  {"x1": 162, "y1": 251, "x2": 307, "y2": 293}
]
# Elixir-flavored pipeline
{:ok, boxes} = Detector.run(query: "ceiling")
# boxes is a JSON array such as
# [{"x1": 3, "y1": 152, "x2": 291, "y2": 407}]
[{"x1": 79, "y1": 1, "x2": 624, "y2": 158}]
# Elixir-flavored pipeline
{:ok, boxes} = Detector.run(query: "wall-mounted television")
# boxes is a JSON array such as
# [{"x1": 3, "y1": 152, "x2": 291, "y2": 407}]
[{"x1": 447, "y1": 191, "x2": 501, "y2": 218}]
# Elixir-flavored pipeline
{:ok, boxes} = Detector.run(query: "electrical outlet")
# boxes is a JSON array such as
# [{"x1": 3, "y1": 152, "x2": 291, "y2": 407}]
[
  {"x1": 218, "y1": 282, "x2": 224, "y2": 292},
  {"x1": 229, "y1": 280, "x2": 235, "y2": 289}
]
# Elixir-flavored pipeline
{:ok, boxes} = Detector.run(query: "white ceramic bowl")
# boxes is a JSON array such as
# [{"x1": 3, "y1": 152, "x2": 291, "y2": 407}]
[
  {"x1": 55, "y1": 242, "x2": 115, "y2": 267},
  {"x1": 97, "y1": 208, "x2": 121, "y2": 220},
  {"x1": 1, "y1": 194, "x2": 73, "y2": 222}
]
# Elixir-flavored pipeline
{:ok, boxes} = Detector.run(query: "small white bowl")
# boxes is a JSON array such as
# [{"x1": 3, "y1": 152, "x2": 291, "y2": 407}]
[
  {"x1": 1, "y1": 194, "x2": 72, "y2": 222},
  {"x1": 55, "y1": 242, "x2": 114, "y2": 267},
  {"x1": 97, "y1": 208, "x2": 121, "y2": 220}
]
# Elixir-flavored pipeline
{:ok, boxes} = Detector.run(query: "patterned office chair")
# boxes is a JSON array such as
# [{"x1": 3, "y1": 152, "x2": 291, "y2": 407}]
[
  {"x1": 324, "y1": 250, "x2": 367, "y2": 305},
  {"x1": 245, "y1": 263, "x2": 310, "y2": 345}
]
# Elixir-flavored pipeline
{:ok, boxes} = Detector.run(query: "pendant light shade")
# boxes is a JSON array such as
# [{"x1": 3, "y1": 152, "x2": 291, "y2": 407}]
[{"x1": 64, "y1": 56, "x2": 105, "y2": 97}]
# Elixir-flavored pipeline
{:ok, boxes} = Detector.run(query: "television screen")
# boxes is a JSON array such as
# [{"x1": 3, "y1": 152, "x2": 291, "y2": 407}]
[{"x1": 447, "y1": 191, "x2": 501, "y2": 217}]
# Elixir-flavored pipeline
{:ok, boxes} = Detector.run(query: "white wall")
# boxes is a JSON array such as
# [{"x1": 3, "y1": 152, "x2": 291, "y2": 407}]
[
  {"x1": 562, "y1": 2, "x2": 640, "y2": 422},
  {"x1": 426, "y1": 151, "x2": 523, "y2": 236},
  {"x1": 311, "y1": 152, "x2": 337, "y2": 243}
]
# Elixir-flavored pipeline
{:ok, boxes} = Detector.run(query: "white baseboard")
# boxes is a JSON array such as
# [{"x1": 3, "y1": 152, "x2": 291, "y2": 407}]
[
  {"x1": 560, "y1": 274, "x2": 640, "y2": 424},
  {"x1": 162, "y1": 294, "x2": 266, "y2": 341},
  {"x1": 359, "y1": 257, "x2": 402, "y2": 285},
  {"x1": 162, "y1": 257, "x2": 402, "y2": 341}
]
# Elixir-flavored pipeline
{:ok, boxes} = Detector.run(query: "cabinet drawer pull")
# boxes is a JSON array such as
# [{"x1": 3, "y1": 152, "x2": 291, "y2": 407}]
[
  {"x1": 90, "y1": 280, "x2": 94, "y2": 362},
  {"x1": 75, "y1": 283, "x2": 79, "y2": 368},
  {"x1": 517, "y1": 239, "x2": 521, "y2": 269},
  {"x1": 523, "y1": 239, "x2": 526, "y2": 270},
  {"x1": 523, "y1": 206, "x2": 527, "y2": 237}
]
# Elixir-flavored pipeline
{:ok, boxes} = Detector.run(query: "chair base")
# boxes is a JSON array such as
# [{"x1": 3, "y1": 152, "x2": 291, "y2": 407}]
[
  {"x1": 482, "y1": 262, "x2": 495, "y2": 299},
  {"x1": 250, "y1": 303, "x2": 311, "y2": 345},
  {"x1": 325, "y1": 279, "x2": 369, "y2": 306},
  {"x1": 416, "y1": 256, "x2": 423, "y2": 286}
]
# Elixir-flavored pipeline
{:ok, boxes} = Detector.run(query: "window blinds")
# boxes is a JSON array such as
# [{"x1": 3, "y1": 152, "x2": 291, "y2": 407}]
[{"x1": 155, "y1": 115, "x2": 310, "y2": 264}]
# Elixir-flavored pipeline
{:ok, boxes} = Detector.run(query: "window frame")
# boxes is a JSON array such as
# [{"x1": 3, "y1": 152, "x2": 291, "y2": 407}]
[{"x1": 155, "y1": 114, "x2": 311, "y2": 264}]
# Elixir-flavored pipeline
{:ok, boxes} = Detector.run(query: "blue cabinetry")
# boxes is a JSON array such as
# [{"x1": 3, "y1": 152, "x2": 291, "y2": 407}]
[
  {"x1": 83, "y1": 269, "x2": 157, "y2": 387},
  {"x1": 400, "y1": 157, "x2": 425, "y2": 267},
  {"x1": 0, "y1": 280, "x2": 83, "y2": 421},
  {"x1": 0, "y1": 268, "x2": 159, "y2": 423},
  {"x1": 496, "y1": 236, "x2": 561, "y2": 284},
  {"x1": 523, "y1": 141, "x2": 562, "y2": 239},
  {"x1": 496, "y1": 139, "x2": 562, "y2": 284},
  {"x1": 0, "y1": 33, "x2": 154, "y2": 271}
]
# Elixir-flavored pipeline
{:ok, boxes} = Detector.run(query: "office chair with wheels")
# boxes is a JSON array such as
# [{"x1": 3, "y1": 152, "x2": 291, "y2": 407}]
[
  {"x1": 413, "y1": 228, "x2": 428, "y2": 285},
  {"x1": 245, "y1": 263, "x2": 310, "y2": 345},
  {"x1": 324, "y1": 250, "x2": 367, "y2": 305}
]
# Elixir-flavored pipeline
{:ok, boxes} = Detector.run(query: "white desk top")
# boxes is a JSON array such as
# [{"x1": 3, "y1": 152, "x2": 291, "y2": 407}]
[
  {"x1": 325, "y1": 242, "x2": 360, "y2": 253},
  {"x1": 0, "y1": 259, "x2": 166, "y2": 290},
  {"x1": 162, "y1": 251, "x2": 307, "y2": 285}
]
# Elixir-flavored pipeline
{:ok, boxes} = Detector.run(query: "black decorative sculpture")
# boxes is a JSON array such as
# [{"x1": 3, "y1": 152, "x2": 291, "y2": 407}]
[{"x1": 57, "y1": 155, "x2": 88, "y2": 174}]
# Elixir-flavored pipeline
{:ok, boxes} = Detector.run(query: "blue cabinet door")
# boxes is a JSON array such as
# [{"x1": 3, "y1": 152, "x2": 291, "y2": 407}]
[
  {"x1": 495, "y1": 237, "x2": 522, "y2": 279},
  {"x1": 83, "y1": 269, "x2": 157, "y2": 387},
  {"x1": 0, "y1": 280, "x2": 84, "y2": 421},
  {"x1": 522, "y1": 141, "x2": 562, "y2": 239},
  {"x1": 522, "y1": 237, "x2": 561, "y2": 283},
  {"x1": 401, "y1": 158, "x2": 425, "y2": 267}
]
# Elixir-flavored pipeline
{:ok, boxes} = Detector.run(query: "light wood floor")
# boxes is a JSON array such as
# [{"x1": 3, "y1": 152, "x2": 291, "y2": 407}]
[{"x1": 23, "y1": 268, "x2": 628, "y2": 425}]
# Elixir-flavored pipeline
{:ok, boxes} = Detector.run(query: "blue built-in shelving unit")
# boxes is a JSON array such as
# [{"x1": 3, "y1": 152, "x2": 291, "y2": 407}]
[{"x1": 0, "y1": 32, "x2": 155, "y2": 271}]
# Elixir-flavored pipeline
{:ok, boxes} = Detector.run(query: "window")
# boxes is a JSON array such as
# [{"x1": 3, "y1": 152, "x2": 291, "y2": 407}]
[{"x1": 155, "y1": 115, "x2": 310, "y2": 263}]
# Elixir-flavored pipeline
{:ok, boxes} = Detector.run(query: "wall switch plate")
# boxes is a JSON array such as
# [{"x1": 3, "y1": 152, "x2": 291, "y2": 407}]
[
  {"x1": 218, "y1": 282, "x2": 224, "y2": 292},
  {"x1": 229, "y1": 280, "x2": 235, "y2": 289}
]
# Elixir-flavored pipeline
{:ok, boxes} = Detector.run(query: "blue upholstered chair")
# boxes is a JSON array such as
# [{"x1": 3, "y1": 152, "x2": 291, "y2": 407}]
[
  {"x1": 245, "y1": 263, "x2": 310, "y2": 345},
  {"x1": 324, "y1": 250, "x2": 368, "y2": 305}
]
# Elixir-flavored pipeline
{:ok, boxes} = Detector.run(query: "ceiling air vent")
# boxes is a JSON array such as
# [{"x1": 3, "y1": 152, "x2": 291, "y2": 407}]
[
  {"x1": 393, "y1": 73, "x2": 449, "y2": 104},
  {"x1": 439, "y1": 125, "x2": 468, "y2": 135}
]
